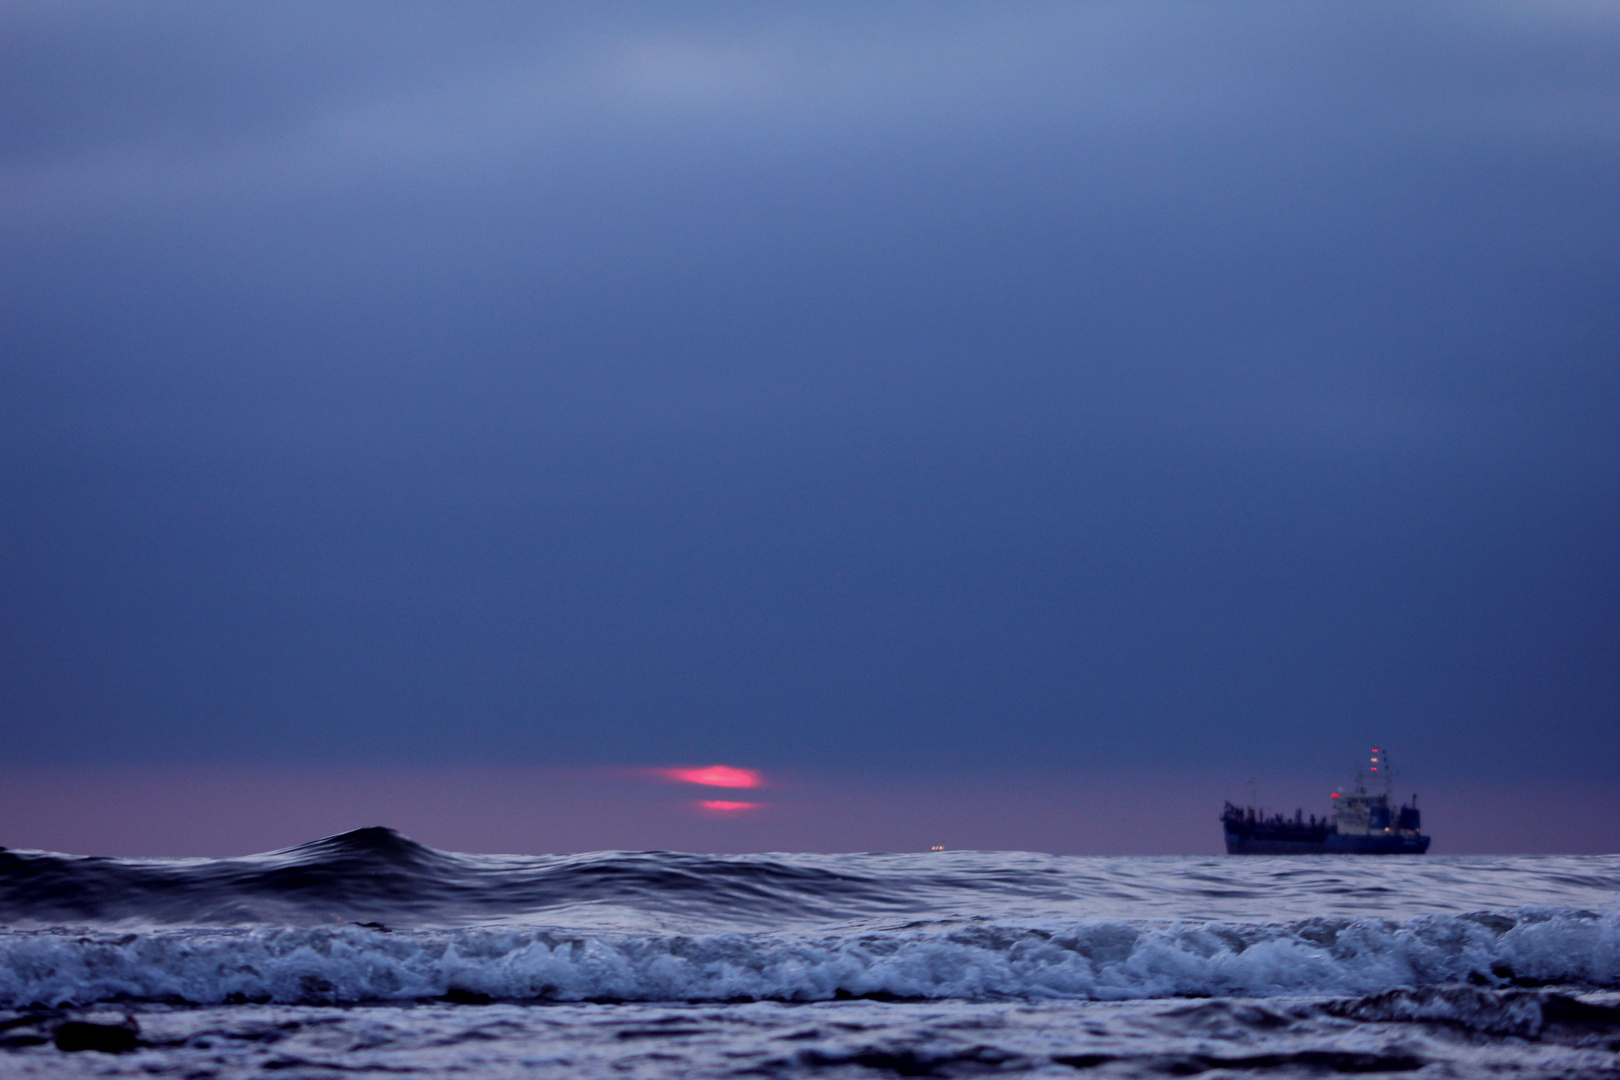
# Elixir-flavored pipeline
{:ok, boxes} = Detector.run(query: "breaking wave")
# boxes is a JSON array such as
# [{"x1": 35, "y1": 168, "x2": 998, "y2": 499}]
[
  {"x1": 3, "y1": 827, "x2": 1618, "y2": 1008},
  {"x1": 3, "y1": 907, "x2": 1617, "y2": 1007}
]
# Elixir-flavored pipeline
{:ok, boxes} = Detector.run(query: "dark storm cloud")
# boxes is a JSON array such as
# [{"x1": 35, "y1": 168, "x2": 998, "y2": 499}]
[{"x1": 2, "y1": 2, "x2": 1617, "y2": 783}]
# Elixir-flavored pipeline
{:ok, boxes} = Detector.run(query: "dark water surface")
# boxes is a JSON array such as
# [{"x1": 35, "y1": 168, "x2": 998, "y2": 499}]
[{"x1": 3, "y1": 828, "x2": 1618, "y2": 1077}]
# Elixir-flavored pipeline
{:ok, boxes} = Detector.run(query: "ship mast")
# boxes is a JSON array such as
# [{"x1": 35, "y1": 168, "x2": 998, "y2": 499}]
[{"x1": 1370, "y1": 747, "x2": 1391, "y2": 800}]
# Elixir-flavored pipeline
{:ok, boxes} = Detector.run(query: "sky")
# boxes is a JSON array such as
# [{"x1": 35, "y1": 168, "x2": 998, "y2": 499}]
[{"x1": 2, "y1": 2, "x2": 1617, "y2": 854}]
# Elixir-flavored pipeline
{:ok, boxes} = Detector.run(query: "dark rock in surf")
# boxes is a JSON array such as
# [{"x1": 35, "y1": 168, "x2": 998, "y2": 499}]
[{"x1": 54, "y1": 1019, "x2": 139, "y2": 1053}]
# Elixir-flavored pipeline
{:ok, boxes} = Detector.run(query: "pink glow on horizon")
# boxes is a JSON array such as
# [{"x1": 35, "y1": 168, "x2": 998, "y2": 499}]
[
  {"x1": 0, "y1": 765, "x2": 1614, "y2": 856},
  {"x1": 660, "y1": 765, "x2": 763, "y2": 789},
  {"x1": 699, "y1": 800, "x2": 762, "y2": 813}
]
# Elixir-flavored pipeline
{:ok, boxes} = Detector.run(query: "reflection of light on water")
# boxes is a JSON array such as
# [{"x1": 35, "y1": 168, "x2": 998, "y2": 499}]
[
  {"x1": 698, "y1": 800, "x2": 762, "y2": 813},
  {"x1": 660, "y1": 766, "x2": 763, "y2": 788}
]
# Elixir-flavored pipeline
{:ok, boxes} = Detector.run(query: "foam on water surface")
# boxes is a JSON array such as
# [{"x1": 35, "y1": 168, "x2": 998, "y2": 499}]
[
  {"x1": 4, "y1": 830, "x2": 1619, "y2": 1077},
  {"x1": 3, "y1": 907, "x2": 1618, "y2": 1008}
]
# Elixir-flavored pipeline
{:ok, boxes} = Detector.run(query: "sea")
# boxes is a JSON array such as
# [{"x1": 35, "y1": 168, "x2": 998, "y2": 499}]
[{"x1": 2, "y1": 828, "x2": 1618, "y2": 1078}]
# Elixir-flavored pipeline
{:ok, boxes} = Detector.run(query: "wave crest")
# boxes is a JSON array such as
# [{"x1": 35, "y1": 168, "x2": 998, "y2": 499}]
[{"x1": 0, "y1": 829, "x2": 905, "y2": 927}]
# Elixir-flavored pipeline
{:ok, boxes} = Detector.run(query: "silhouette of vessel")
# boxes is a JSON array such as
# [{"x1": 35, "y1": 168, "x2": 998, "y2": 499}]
[{"x1": 1222, "y1": 748, "x2": 1430, "y2": 854}]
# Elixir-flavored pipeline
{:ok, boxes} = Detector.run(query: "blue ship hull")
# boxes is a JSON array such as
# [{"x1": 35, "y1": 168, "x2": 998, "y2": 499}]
[{"x1": 1223, "y1": 828, "x2": 1431, "y2": 855}]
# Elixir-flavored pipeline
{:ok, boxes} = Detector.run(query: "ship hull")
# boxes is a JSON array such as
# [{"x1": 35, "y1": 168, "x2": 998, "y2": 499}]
[{"x1": 1224, "y1": 829, "x2": 1430, "y2": 855}]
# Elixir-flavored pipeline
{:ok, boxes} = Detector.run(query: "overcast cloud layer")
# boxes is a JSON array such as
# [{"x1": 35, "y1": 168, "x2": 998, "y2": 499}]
[{"x1": 2, "y1": 2, "x2": 1617, "y2": 784}]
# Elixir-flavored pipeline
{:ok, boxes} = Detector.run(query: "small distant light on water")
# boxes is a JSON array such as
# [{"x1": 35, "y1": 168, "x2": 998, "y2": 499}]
[
  {"x1": 698, "y1": 800, "x2": 761, "y2": 812},
  {"x1": 930, "y1": 845, "x2": 944, "y2": 851},
  {"x1": 1331, "y1": 793, "x2": 1340, "y2": 798},
  {"x1": 660, "y1": 765, "x2": 763, "y2": 788}
]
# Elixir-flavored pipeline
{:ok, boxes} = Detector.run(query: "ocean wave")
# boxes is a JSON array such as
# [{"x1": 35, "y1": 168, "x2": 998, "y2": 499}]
[
  {"x1": 0, "y1": 828, "x2": 914, "y2": 928},
  {"x1": 7, "y1": 827, "x2": 1620, "y2": 933},
  {"x1": 3, "y1": 908, "x2": 1616, "y2": 1007},
  {"x1": 5, "y1": 828, "x2": 1619, "y2": 1009}
]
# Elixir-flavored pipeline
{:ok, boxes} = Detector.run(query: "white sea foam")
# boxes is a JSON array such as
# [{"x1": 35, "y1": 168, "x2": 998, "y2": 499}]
[{"x1": 4, "y1": 908, "x2": 1616, "y2": 1007}]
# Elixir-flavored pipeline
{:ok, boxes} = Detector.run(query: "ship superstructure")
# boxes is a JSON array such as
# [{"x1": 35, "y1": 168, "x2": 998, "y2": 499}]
[{"x1": 1222, "y1": 748, "x2": 1431, "y2": 855}]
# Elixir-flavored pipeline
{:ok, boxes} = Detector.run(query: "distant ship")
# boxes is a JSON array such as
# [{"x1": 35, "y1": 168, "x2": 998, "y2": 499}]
[{"x1": 1222, "y1": 748, "x2": 1431, "y2": 855}]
